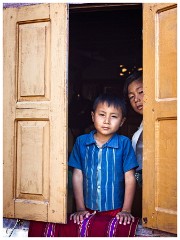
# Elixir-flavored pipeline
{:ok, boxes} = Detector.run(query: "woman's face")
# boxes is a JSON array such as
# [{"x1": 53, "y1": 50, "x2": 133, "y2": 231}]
[{"x1": 128, "y1": 79, "x2": 144, "y2": 115}]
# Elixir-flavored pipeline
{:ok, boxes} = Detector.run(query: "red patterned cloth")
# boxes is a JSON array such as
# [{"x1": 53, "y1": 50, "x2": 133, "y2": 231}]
[{"x1": 28, "y1": 209, "x2": 139, "y2": 237}]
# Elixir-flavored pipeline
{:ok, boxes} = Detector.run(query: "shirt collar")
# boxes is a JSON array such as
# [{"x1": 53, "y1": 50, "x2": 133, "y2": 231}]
[{"x1": 86, "y1": 130, "x2": 119, "y2": 148}]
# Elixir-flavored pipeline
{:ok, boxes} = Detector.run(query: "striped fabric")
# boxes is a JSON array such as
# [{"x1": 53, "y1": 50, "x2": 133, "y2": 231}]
[
  {"x1": 43, "y1": 222, "x2": 56, "y2": 237},
  {"x1": 28, "y1": 210, "x2": 140, "y2": 237}
]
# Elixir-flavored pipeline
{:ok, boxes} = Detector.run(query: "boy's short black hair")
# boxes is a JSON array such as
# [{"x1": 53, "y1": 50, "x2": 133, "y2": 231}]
[
  {"x1": 123, "y1": 70, "x2": 143, "y2": 99},
  {"x1": 93, "y1": 93, "x2": 127, "y2": 118}
]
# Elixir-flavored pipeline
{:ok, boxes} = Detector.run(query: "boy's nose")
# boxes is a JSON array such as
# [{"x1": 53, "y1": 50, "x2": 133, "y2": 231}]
[{"x1": 104, "y1": 117, "x2": 110, "y2": 124}]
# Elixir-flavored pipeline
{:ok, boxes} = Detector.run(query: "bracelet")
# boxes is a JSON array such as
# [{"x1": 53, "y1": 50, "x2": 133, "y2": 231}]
[{"x1": 121, "y1": 209, "x2": 131, "y2": 214}]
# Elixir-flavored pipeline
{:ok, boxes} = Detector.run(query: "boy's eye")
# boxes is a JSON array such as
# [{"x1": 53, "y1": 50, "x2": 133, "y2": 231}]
[
  {"x1": 139, "y1": 90, "x2": 144, "y2": 94},
  {"x1": 111, "y1": 115, "x2": 117, "y2": 118},
  {"x1": 99, "y1": 113, "x2": 105, "y2": 116}
]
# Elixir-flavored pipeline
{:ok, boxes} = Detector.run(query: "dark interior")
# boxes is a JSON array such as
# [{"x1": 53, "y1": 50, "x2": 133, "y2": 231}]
[
  {"x1": 67, "y1": 4, "x2": 143, "y2": 213},
  {"x1": 68, "y1": 4, "x2": 142, "y2": 140}
]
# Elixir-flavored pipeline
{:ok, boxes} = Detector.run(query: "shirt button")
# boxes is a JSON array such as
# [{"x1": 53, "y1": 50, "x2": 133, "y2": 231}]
[
  {"x1": 97, "y1": 186, "x2": 101, "y2": 189},
  {"x1": 98, "y1": 167, "x2": 101, "y2": 170}
]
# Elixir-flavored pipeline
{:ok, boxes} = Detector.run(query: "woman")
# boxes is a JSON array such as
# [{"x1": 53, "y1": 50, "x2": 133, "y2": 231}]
[{"x1": 123, "y1": 70, "x2": 143, "y2": 217}]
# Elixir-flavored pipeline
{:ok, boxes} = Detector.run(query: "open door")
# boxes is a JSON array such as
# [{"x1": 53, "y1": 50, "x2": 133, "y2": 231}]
[
  {"x1": 143, "y1": 3, "x2": 177, "y2": 234},
  {"x1": 3, "y1": 3, "x2": 68, "y2": 223}
]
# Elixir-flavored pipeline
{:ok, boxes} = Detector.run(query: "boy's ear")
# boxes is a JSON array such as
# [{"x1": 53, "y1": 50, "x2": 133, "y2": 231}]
[
  {"x1": 120, "y1": 117, "x2": 126, "y2": 127},
  {"x1": 91, "y1": 111, "x2": 95, "y2": 122}
]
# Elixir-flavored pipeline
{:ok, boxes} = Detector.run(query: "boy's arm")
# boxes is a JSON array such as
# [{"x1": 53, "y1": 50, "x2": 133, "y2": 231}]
[
  {"x1": 116, "y1": 169, "x2": 136, "y2": 225},
  {"x1": 72, "y1": 168, "x2": 85, "y2": 211},
  {"x1": 122, "y1": 169, "x2": 136, "y2": 212},
  {"x1": 70, "y1": 168, "x2": 91, "y2": 224}
]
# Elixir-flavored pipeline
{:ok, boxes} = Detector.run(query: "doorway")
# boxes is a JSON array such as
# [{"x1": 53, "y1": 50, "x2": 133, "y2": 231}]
[{"x1": 68, "y1": 3, "x2": 143, "y2": 213}]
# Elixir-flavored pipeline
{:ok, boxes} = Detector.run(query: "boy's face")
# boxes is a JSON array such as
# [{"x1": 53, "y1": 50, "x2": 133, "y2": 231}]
[{"x1": 91, "y1": 102, "x2": 126, "y2": 138}]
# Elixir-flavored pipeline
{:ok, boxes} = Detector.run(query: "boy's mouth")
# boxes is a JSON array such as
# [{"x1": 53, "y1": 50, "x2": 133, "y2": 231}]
[{"x1": 102, "y1": 127, "x2": 110, "y2": 130}]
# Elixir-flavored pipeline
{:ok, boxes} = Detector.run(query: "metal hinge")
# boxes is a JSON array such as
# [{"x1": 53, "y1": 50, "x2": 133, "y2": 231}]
[{"x1": 143, "y1": 217, "x2": 148, "y2": 224}]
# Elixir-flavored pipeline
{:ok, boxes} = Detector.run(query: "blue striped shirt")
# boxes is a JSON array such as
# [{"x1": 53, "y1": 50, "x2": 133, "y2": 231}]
[{"x1": 68, "y1": 130, "x2": 138, "y2": 211}]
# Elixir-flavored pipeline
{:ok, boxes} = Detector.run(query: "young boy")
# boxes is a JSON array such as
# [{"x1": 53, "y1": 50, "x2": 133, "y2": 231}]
[
  {"x1": 28, "y1": 94, "x2": 139, "y2": 237},
  {"x1": 68, "y1": 93, "x2": 139, "y2": 226}
]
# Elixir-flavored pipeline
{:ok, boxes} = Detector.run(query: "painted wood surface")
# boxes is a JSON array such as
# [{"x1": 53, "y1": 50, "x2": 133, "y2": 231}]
[
  {"x1": 3, "y1": 3, "x2": 68, "y2": 223},
  {"x1": 143, "y1": 3, "x2": 177, "y2": 234}
]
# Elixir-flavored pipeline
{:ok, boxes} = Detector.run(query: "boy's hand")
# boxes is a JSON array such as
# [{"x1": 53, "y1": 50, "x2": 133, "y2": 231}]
[
  {"x1": 116, "y1": 210, "x2": 135, "y2": 225},
  {"x1": 70, "y1": 210, "x2": 90, "y2": 224}
]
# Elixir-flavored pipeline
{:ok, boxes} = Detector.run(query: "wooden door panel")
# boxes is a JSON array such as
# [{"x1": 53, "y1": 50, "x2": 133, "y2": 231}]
[
  {"x1": 143, "y1": 3, "x2": 177, "y2": 234},
  {"x1": 18, "y1": 21, "x2": 50, "y2": 100},
  {"x1": 158, "y1": 7, "x2": 177, "y2": 99},
  {"x1": 16, "y1": 121, "x2": 50, "y2": 199},
  {"x1": 3, "y1": 3, "x2": 68, "y2": 223},
  {"x1": 156, "y1": 119, "x2": 176, "y2": 210},
  {"x1": 15, "y1": 121, "x2": 50, "y2": 221}
]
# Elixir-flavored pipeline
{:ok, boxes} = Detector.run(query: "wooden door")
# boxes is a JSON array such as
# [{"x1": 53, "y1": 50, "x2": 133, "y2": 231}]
[
  {"x1": 3, "y1": 3, "x2": 68, "y2": 223},
  {"x1": 143, "y1": 3, "x2": 177, "y2": 234}
]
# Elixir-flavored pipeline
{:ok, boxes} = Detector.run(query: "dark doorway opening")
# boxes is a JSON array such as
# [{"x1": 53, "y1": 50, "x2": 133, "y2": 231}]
[{"x1": 68, "y1": 3, "x2": 143, "y2": 213}]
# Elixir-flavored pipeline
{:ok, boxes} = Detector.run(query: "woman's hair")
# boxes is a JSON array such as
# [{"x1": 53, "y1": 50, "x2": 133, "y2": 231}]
[
  {"x1": 123, "y1": 70, "x2": 143, "y2": 99},
  {"x1": 93, "y1": 93, "x2": 127, "y2": 118}
]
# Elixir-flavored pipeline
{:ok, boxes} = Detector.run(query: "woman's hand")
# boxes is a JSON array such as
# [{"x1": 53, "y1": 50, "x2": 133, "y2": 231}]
[
  {"x1": 116, "y1": 210, "x2": 135, "y2": 225},
  {"x1": 70, "y1": 210, "x2": 90, "y2": 224}
]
